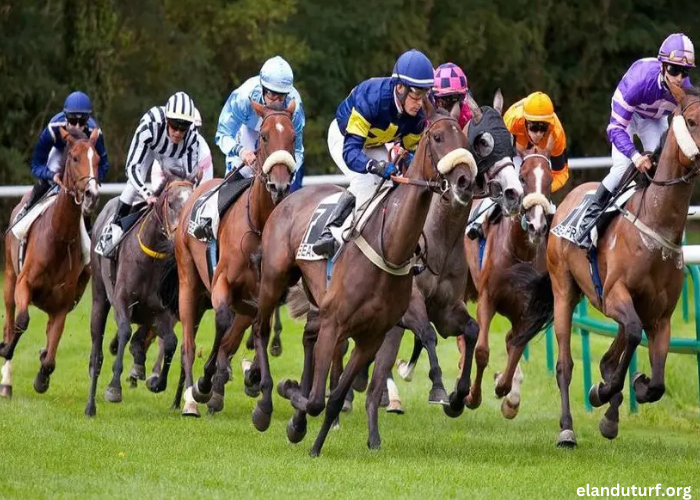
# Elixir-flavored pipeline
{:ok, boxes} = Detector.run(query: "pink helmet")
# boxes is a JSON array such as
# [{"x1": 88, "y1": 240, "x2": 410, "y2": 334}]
[{"x1": 433, "y1": 63, "x2": 468, "y2": 97}]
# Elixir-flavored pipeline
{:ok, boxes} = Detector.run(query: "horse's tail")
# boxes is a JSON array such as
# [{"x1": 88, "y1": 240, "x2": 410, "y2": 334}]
[
  {"x1": 159, "y1": 256, "x2": 180, "y2": 316},
  {"x1": 287, "y1": 282, "x2": 310, "y2": 320},
  {"x1": 506, "y1": 263, "x2": 554, "y2": 347}
]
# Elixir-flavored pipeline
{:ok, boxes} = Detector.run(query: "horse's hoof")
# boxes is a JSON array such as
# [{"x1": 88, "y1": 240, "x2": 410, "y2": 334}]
[
  {"x1": 192, "y1": 379, "x2": 212, "y2": 404},
  {"x1": 557, "y1": 430, "x2": 577, "y2": 448},
  {"x1": 396, "y1": 360, "x2": 414, "y2": 382},
  {"x1": 244, "y1": 384, "x2": 261, "y2": 398},
  {"x1": 128, "y1": 376, "x2": 138, "y2": 388},
  {"x1": 286, "y1": 417, "x2": 307, "y2": 444},
  {"x1": 386, "y1": 400, "x2": 405, "y2": 415},
  {"x1": 309, "y1": 447, "x2": 321, "y2": 458},
  {"x1": 0, "y1": 384, "x2": 12, "y2": 399},
  {"x1": 129, "y1": 364, "x2": 146, "y2": 381},
  {"x1": 379, "y1": 389, "x2": 389, "y2": 407},
  {"x1": 145, "y1": 375, "x2": 162, "y2": 393},
  {"x1": 181, "y1": 400, "x2": 200, "y2": 418},
  {"x1": 277, "y1": 379, "x2": 297, "y2": 399},
  {"x1": 588, "y1": 382, "x2": 604, "y2": 408},
  {"x1": 104, "y1": 386, "x2": 122, "y2": 403},
  {"x1": 443, "y1": 403, "x2": 464, "y2": 418},
  {"x1": 367, "y1": 436, "x2": 381, "y2": 451},
  {"x1": 341, "y1": 398, "x2": 353, "y2": 413},
  {"x1": 0, "y1": 342, "x2": 8, "y2": 359},
  {"x1": 501, "y1": 397, "x2": 520, "y2": 420},
  {"x1": 270, "y1": 342, "x2": 282, "y2": 358},
  {"x1": 84, "y1": 404, "x2": 96, "y2": 417},
  {"x1": 428, "y1": 386, "x2": 449, "y2": 405},
  {"x1": 465, "y1": 393, "x2": 481, "y2": 410},
  {"x1": 352, "y1": 372, "x2": 369, "y2": 393},
  {"x1": 33, "y1": 374, "x2": 50, "y2": 394},
  {"x1": 632, "y1": 372, "x2": 650, "y2": 402},
  {"x1": 252, "y1": 405, "x2": 272, "y2": 432},
  {"x1": 207, "y1": 392, "x2": 225, "y2": 414},
  {"x1": 599, "y1": 416, "x2": 619, "y2": 440}
]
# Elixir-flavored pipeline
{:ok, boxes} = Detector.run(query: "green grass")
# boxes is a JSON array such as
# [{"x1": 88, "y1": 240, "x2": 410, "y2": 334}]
[{"x1": 0, "y1": 287, "x2": 699, "y2": 499}]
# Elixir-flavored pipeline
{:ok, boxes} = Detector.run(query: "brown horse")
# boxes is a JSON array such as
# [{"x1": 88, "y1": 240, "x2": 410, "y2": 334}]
[
  {"x1": 514, "y1": 83, "x2": 700, "y2": 447},
  {"x1": 462, "y1": 147, "x2": 554, "y2": 418},
  {"x1": 1, "y1": 128, "x2": 100, "y2": 397},
  {"x1": 175, "y1": 99, "x2": 297, "y2": 417},
  {"x1": 254, "y1": 102, "x2": 477, "y2": 456}
]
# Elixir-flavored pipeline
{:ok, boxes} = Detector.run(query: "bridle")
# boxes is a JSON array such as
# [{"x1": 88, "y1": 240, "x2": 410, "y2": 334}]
[{"x1": 55, "y1": 139, "x2": 98, "y2": 205}]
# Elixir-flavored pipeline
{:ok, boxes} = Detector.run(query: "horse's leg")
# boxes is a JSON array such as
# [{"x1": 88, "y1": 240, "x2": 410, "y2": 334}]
[
  {"x1": 589, "y1": 284, "x2": 642, "y2": 407},
  {"x1": 179, "y1": 270, "x2": 202, "y2": 417},
  {"x1": 105, "y1": 299, "x2": 132, "y2": 403},
  {"x1": 207, "y1": 314, "x2": 251, "y2": 414},
  {"x1": 597, "y1": 328, "x2": 625, "y2": 439},
  {"x1": 286, "y1": 308, "x2": 320, "y2": 444},
  {"x1": 270, "y1": 305, "x2": 283, "y2": 357},
  {"x1": 34, "y1": 310, "x2": 67, "y2": 394},
  {"x1": 632, "y1": 318, "x2": 670, "y2": 405},
  {"x1": 464, "y1": 293, "x2": 494, "y2": 410},
  {"x1": 85, "y1": 276, "x2": 111, "y2": 416},
  {"x1": 367, "y1": 327, "x2": 404, "y2": 450},
  {"x1": 146, "y1": 313, "x2": 177, "y2": 394},
  {"x1": 0, "y1": 260, "x2": 18, "y2": 398},
  {"x1": 149, "y1": 337, "x2": 165, "y2": 382},
  {"x1": 494, "y1": 329, "x2": 525, "y2": 419},
  {"x1": 109, "y1": 334, "x2": 119, "y2": 356},
  {"x1": 310, "y1": 334, "x2": 384, "y2": 457},
  {"x1": 127, "y1": 324, "x2": 150, "y2": 387},
  {"x1": 396, "y1": 335, "x2": 422, "y2": 382},
  {"x1": 0, "y1": 277, "x2": 31, "y2": 363}
]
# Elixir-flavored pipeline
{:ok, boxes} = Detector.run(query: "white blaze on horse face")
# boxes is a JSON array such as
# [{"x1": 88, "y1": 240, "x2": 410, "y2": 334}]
[
  {"x1": 275, "y1": 123, "x2": 284, "y2": 134},
  {"x1": 86, "y1": 147, "x2": 99, "y2": 196},
  {"x1": 494, "y1": 158, "x2": 523, "y2": 196}
]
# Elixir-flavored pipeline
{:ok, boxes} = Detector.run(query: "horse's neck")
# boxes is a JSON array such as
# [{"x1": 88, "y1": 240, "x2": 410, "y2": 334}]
[
  {"x1": 423, "y1": 196, "x2": 472, "y2": 269},
  {"x1": 505, "y1": 217, "x2": 537, "y2": 262},
  {"x1": 249, "y1": 176, "x2": 275, "y2": 229},
  {"x1": 140, "y1": 209, "x2": 167, "y2": 250},
  {"x1": 51, "y1": 188, "x2": 82, "y2": 242}
]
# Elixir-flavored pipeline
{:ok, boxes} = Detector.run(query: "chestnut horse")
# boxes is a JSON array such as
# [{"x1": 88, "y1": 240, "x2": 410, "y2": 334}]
[
  {"x1": 1, "y1": 128, "x2": 100, "y2": 398},
  {"x1": 462, "y1": 147, "x2": 554, "y2": 419},
  {"x1": 255, "y1": 102, "x2": 478, "y2": 456},
  {"x1": 176, "y1": 100, "x2": 297, "y2": 417},
  {"x1": 85, "y1": 172, "x2": 197, "y2": 416},
  {"x1": 515, "y1": 83, "x2": 700, "y2": 447}
]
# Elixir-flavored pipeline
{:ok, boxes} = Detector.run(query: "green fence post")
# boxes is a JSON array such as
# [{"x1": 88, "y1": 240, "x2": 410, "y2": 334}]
[
  {"x1": 546, "y1": 325, "x2": 555, "y2": 375},
  {"x1": 579, "y1": 300, "x2": 593, "y2": 412},
  {"x1": 628, "y1": 351, "x2": 638, "y2": 414},
  {"x1": 689, "y1": 265, "x2": 700, "y2": 419},
  {"x1": 683, "y1": 267, "x2": 690, "y2": 323},
  {"x1": 523, "y1": 344, "x2": 529, "y2": 362}
]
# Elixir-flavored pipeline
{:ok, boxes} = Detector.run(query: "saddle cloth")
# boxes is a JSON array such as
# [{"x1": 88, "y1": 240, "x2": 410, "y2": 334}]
[
  {"x1": 11, "y1": 191, "x2": 91, "y2": 270},
  {"x1": 296, "y1": 184, "x2": 393, "y2": 261},
  {"x1": 551, "y1": 186, "x2": 636, "y2": 246},
  {"x1": 187, "y1": 177, "x2": 253, "y2": 242}
]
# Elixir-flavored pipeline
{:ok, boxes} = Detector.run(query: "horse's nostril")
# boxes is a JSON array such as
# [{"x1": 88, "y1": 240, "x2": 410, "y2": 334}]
[
  {"x1": 457, "y1": 175, "x2": 469, "y2": 190},
  {"x1": 504, "y1": 187, "x2": 520, "y2": 201}
]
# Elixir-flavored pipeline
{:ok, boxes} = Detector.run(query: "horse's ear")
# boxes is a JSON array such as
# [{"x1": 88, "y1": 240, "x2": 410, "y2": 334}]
[
  {"x1": 449, "y1": 101, "x2": 461, "y2": 121},
  {"x1": 462, "y1": 121, "x2": 470, "y2": 138},
  {"x1": 89, "y1": 127, "x2": 100, "y2": 146},
  {"x1": 669, "y1": 81, "x2": 686, "y2": 106},
  {"x1": 422, "y1": 95, "x2": 435, "y2": 119},
  {"x1": 251, "y1": 98, "x2": 267, "y2": 118},
  {"x1": 466, "y1": 93, "x2": 482, "y2": 123},
  {"x1": 285, "y1": 98, "x2": 296, "y2": 116},
  {"x1": 59, "y1": 127, "x2": 74, "y2": 146},
  {"x1": 493, "y1": 88, "x2": 504, "y2": 115},
  {"x1": 545, "y1": 133, "x2": 555, "y2": 155}
]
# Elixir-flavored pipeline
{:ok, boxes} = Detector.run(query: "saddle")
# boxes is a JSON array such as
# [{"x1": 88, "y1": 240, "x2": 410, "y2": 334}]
[{"x1": 187, "y1": 177, "x2": 254, "y2": 242}]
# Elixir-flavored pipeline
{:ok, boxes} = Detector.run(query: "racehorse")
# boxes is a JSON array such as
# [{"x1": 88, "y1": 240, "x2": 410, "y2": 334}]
[
  {"x1": 1, "y1": 127, "x2": 100, "y2": 398},
  {"x1": 175, "y1": 99, "x2": 297, "y2": 417},
  {"x1": 461, "y1": 146, "x2": 554, "y2": 419},
  {"x1": 514, "y1": 82, "x2": 700, "y2": 447},
  {"x1": 255, "y1": 101, "x2": 479, "y2": 456},
  {"x1": 85, "y1": 170, "x2": 197, "y2": 416}
]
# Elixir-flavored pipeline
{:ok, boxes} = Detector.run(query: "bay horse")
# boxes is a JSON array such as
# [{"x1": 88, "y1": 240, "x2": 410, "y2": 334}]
[
  {"x1": 514, "y1": 82, "x2": 700, "y2": 447},
  {"x1": 461, "y1": 147, "x2": 554, "y2": 419},
  {"x1": 255, "y1": 101, "x2": 478, "y2": 456},
  {"x1": 85, "y1": 169, "x2": 197, "y2": 416},
  {"x1": 176, "y1": 99, "x2": 297, "y2": 417},
  {"x1": 1, "y1": 127, "x2": 100, "y2": 398}
]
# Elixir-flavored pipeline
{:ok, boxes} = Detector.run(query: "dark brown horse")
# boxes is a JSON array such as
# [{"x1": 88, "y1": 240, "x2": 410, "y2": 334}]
[
  {"x1": 254, "y1": 102, "x2": 478, "y2": 456},
  {"x1": 462, "y1": 147, "x2": 554, "y2": 419},
  {"x1": 175, "y1": 100, "x2": 297, "y2": 417},
  {"x1": 1, "y1": 128, "x2": 100, "y2": 397},
  {"x1": 515, "y1": 83, "x2": 700, "y2": 447},
  {"x1": 85, "y1": 173, "x2": 197, "y2": 416}
]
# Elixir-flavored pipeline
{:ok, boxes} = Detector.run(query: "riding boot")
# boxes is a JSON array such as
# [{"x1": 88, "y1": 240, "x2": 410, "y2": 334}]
[
  {"x1": 97, "y1": 200, "x2": 131, "y2": 258},
  {"x1": 192, "y1": 169, "x2": 246, "y2": 241},
  {"x1": 312, "y1": 191, "x2": 356, "y2": 257},
  {"x1": 575, "y1": 184, "x2": 613, "y2": 249},
  {"x1": 14, "y1": 179, "x2": 51, "y2": 223}
]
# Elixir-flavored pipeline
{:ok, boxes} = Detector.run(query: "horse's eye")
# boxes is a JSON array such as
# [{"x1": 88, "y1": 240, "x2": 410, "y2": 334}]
[
  {"x1": 433, "y1": 132, "x2": 442, "y2": 143},
  {"x1": 688, "y1": 118, "x2": 697, "y2": 128},
  {"x1": 73, "y1": 155, "x2": 79, "y2": 163},
  {"x1": 261, "y1": 133, "x2": 269, "y2": 143},
  {"x1": 519, "y1": 175, "x2": 525, "y2": 184}
]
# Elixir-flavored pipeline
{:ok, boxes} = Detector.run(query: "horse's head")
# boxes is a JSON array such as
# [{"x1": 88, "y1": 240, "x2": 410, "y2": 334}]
[
  {"x1": 154, "y1": 167, "x2": 196, "y2": 240},
  {"x1": 251, "y1": 99, "x2": 297, "y2": 204},
  {"x1": 519, "y1": 144, "x2": 554, "y2": 245},
  {"x1": 411, "y1": 98, "x2": 477, "y2": 205},
  {"x1": 464, "y1": 90, "x2": 523, "y2": 216},
  {"x1": 58, "y1": 127, "x2": 100, "y2": 213},
  {"x1": 666, "y1": 83, "x2": 700, "y2": 173}
]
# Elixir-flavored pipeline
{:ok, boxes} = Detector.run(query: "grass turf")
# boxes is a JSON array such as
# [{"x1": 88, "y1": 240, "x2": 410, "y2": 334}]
[{"x1": 0, "y1": 287, "x2": 699, "y2": 499}]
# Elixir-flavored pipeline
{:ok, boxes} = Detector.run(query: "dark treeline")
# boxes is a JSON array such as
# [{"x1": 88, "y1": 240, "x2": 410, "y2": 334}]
[{"x1": 1, "y1": 0, "x2": 698, "y2": 199}]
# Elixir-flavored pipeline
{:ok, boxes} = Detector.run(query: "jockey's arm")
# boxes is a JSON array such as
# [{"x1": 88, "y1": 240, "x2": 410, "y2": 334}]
[
  {"x1": 95, "y1": 130, "x2": 110, "y2": 182},
  {"x1": 342, "y1": 108, "x2": 375, "y2": 173},
  {"x1": 607, "y1": 78, "x2": 642, "y2": 162},
  {"x1": 125, "y1": 119, "x2": 155, "y2": 199},
  {"x1": 185, "y1": 133, "x2": 200, "y2": 177},
  {"x1": 292, "y1": 98, "x2": 306, "y2": 171},
  {"x1": 550, "y1": 122, "x2": 569, "y2": 193},
  {"x1": 30, "y1": 127, "x2": 56, "y2": 181},
  {"x1": 215, "y1": 90, "x2": 248, "y2": 161}
]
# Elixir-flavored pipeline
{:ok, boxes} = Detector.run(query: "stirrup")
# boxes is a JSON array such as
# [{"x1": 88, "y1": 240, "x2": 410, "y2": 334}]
[
  {"x1": 312, "y1": 235, "x2": 337, "y2": 257},
  {"x1": 466, "y1": 223, "x2": 483, "y2": 241},
  {"x1": 193, "y1": 218, "x2": 214, "y2": 241}
]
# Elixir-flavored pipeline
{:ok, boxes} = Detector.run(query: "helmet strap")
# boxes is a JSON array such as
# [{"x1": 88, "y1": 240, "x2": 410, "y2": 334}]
[{"x1": 395, "y1": 84, "x2": 409, "y2": 116}]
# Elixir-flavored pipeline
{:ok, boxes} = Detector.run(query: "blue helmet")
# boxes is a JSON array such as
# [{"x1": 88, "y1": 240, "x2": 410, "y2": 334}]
[
  {"x1": 392, "y1": 50, "x2": 434, "y2": 89},
  {"x1": 63, "y1": 91, "x2": 93, "y2": 115},
  {"x1": 260, "y1": 56, "x2": 294, "y2": 94}
]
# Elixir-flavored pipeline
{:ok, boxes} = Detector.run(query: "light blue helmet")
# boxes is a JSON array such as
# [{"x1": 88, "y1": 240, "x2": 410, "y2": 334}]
[
  {"x1": 260, "y1": 56, "x2": 294, "y2": 94},
  {"x1": 63, "y1": 91, "x2": 93, "y2": 115}
]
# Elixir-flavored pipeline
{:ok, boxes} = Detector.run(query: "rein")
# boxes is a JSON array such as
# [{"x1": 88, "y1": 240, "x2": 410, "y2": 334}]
[{"x1": 137, "y1": 180, "x2": 193, "y2": 260}]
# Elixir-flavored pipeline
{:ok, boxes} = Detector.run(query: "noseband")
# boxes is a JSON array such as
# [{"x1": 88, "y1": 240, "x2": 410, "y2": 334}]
[{"x1": 57, "y1": 140, "x2": 98, "y2": 205}]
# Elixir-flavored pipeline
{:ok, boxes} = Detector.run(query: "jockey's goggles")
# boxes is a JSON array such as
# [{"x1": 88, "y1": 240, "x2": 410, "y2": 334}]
[
  {"x1": 263, "y1": 88, "x2": 288, "y2": 102},
  {"x1": 407, "y1": 87, "x2": 430, "y2": 99},
  {"x1": 665, "y1": 64, "x2": 691, "y2": 78},
  {"x1": 435, "y1": 94, "x2": 465, "y2": 109},
  {"x1": 167, "y1": 119, "x2": 191, "y2": 132},
  {"x1": 66, "y1": 114, "x2": 89, "y2": 127},
  {"x1": 526, "y1": 121, "x2": 549, "y2": 133}
]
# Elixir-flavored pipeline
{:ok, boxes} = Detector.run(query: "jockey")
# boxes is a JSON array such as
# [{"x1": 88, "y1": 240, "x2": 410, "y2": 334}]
[
  {"x1": 432, "y1": 62, "x2": 473, "y2": 128},
  {"x1": 466, "y1": 91, "x2": 568, "y2": 239},
  {"x1": 95, "y1": 91, "x2": 201, "y2": 257},
  {"x1": 190, "y1": 56, "x2": 305, "y2": 240},
  {"x1": 576, "y1": 33, "x2": 695, "y2": 249},
  {"x1": 17, "y1": 91, "x2": 109, "y2": 222},
  {"x1": 151, "y1": 107, "x2": 213, "y2": 191},
  {"x1": 312, "y1": 49, "x2": 434, "y2": 257}
]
